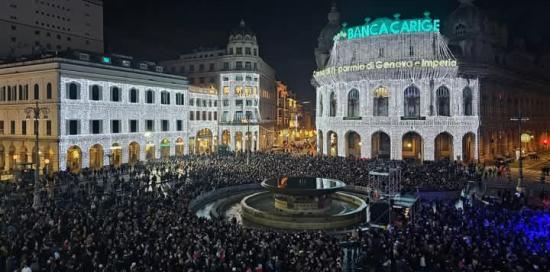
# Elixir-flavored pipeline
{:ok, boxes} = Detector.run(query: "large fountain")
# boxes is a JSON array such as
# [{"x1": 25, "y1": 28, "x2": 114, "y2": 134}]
[{"x1": 239, "y1": 177, "x2": 367, "y2": 230}]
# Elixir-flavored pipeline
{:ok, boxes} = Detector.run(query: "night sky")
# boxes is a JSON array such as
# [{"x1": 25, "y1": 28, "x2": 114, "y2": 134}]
[{"x1": 104, "y1": 0, "x2": 550, "y2": 104}]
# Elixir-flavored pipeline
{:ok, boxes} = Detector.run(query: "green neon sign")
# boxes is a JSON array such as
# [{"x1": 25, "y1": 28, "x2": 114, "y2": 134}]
[{"x1": 335, "y1": 12, "x2": 440, "y2": 41}]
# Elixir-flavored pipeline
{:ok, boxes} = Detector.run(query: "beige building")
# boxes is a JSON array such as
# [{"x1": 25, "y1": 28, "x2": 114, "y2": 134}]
[
  {"x1": 0, "y1": 0, "x2": 103, "y2": 59},
  {"x1": 0, "y1": 51, "x2": 190, "y2": 175}
]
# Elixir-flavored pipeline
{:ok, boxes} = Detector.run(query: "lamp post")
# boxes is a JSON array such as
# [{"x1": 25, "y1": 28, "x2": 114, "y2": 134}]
[
  {"x1": 25, "y1": 101, "x2": 49, "y2": 209},
  {"x1": 511, "y1": 107, "x2": 529, "y2": 192},
  {"x1": 243, "y1": 114, "x2": 251, "y2": 165}
]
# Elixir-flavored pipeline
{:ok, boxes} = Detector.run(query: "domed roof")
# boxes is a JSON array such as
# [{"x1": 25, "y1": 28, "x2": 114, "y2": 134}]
[
  {"x1": 230, "y1": 19, "x2": 256, "y2": 37},
  {"x1": 447, "y1": 0, "x2": 484, "y2": 29},
  {"x1": 317, "y1": 3, "x2": 341, "y2": 52}
]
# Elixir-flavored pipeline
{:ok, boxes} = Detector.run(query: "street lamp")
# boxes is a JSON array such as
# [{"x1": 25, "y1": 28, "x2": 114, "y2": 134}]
[
  {"x1": 25, "y1": 101, "x2": 49, "y2": 209},
  {"x1": 511, "y1": 107, "x2": 529, "y2": 193},
  {"x1": 242, "y1": 114, "x2": 251, "y2": 165}
]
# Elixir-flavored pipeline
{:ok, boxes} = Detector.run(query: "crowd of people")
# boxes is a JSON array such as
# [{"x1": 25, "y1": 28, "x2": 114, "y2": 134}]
[
  {"x1": 354, "y1": 200, "x2": 549, "y2": 271},
  {"x1": 0, "y1": 153, "x2": 546, "y2": 271}
]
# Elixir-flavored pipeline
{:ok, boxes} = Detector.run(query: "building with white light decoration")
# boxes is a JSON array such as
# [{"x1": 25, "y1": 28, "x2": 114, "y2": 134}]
[
  {"x1": 313, "y1": 5, "x2": 480, "y2": 162},
  {"x1": 313, "y1": 1, "x2": 550, "y2": 162},
  {"x1": 161, "y1": 20, "x2": 277, "y2": 152},
  {"x1": 0, "y1": 51, "x2": 191, "y2": 174}
]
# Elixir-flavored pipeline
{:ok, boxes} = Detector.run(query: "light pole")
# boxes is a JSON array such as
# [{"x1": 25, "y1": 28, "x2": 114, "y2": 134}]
[
  {"x1": 25, "y1": 101, "x2": 49, "y2": 209},
  {"x1": 511, "y1": 107, "x2": 529, "y2": 192},
  {"x1": 243, "y1": 114, "x2": 251, "y2": 165}
]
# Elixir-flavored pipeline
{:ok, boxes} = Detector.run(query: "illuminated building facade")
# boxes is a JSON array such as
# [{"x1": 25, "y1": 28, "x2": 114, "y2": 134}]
[
  {"x1": 314, "y1": 1, "x2": 550, "y2": 162},
  {"x1": 0, "y1": 51, "x2": 189, "y2": 174},
  {"x1": 313, "y1": 9, "x2": 480, "y2": 161},
  {"x1": 161, "y1": 20, "x2": 277, "y2": 151}
]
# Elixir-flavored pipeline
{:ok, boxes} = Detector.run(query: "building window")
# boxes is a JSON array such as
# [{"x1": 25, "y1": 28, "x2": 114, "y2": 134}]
[
  {"x1": 46, "y1": 120, "x2": 51, "y2": 136},
  {"x1": 463, "y1": 87, "x2": 473, "y2": 116},
  {"x1": 223, "y1": 99, "x2": 229, "y2": 106},
  {"x1": 202, "y1": 111, "x2": 207, "y2": 120},
  {"x1": 455, "y1": 24, "x2": 466, "y2": 37},
  {"x1": 33, "y1": 84, "x2": 40, "y2": 100},
  {"x1": 196, "y1": 111, "x2": 201, "y2": 120},
  {"x1": 236, "y1": 100, "x2": 243, "y2": 106},
  {"x1": 208, "y1": 112, "x2": 212, "y2": 120},
  {"x1": 190, "y1": 111, "x2": 194, "y2": 120},
  {"x1": 129, "y1": 88, "x2": 139, "y2": 103},
  {"x1": 46, "y1": 83, "x2": 52, "y2": 99},
  {"x1": 209, "y1": 63, "x2": 215, "y2": 71},
  {"x1": 161, "y1": 120, "x2": 169, "y2": 131},
  {"x1": 222, "y1": 111, "x2": 229, "y2": 122},
  {"x1": 329, "y1": 92, "x2": 337, "y2": 117},
  {"x1": 199, "y1": 64, "x2": 204, "y2": 72},
  {"x1": 189, "y1": 64, "x2": 195, "y2": 72},
  {"x1": 176, "y1": 93, "x2": 184, "y2": 105},
  {"x1": 404, "y1": 85, "x2": 421, "y2": 118},
  {"x1": 245, "y1": 47, "x2": 251, "y2": 55},
  {"x1": 90, "y1": 120, "x2": 103, "y2": 134},
  {"x1": 347, "y1": 89, "x2": 360, "y2": 118},
  {"x1": 146, "y1": 90, "x2": 155, "y2": 104},
  {"x1": 10, "y1": 121, "x2": 15, "y2": 135},
  {"x1": 129, "y1": 120, "x2": 138, "y2": 132},
  {"x1": 236, "y1": 75, "x2": 243, "y2": 81},
  {"x1": 161, "y1": 91, "x2": 170, "y2": 105},
  {"x1": 245, "y1": 62, "x2": 251, "y2": 70},
  {"x1": 0, "y1": 121, "x2": 4, "y2": 134},
  {"x1": 145, "y1": 120, "x2": 154, "y2": 132},
  {"x1": 67, "y1": 120, "x2": 79, "y2": 135},
  {"x1": 236, "y1": 61, "x2": 243, "y2": 70},
  {"x1": 214, "y1": 112, "x2": 217, "y2": 120},
  {"x1": 235, "y1": 86, "x2": 243, "y2": 96},
  {"x1": 67, "y1": 82, "x2": 79, "y2": 100},
  {"x1": 176, "y1": 120, "x2": 183, "y2": 131},
  {"x1": 236, "y1": 47, "x2": 242, "y2": 55},
  {"x1": 189, "y1": 98, "x2": 194, "y2": 106},
  {"x1": 21, "y1": 121, "x2": 27, "y2": 135},
  {"x1": 111, "y1": 120, "x2": 121, "y2": 133},
  {"x1": 253, "y1": 48, "x2": 257, "y2": 56},
  {"x1": 90, "y1": 85, "x2": 102, "y2": 101},
  {"x1": 111, "y1": 87, "x2": 121, "y2": 102},
  {"x1": 196, "y1": 99, "x2": 202, "y2": 107},
  {"x1": 223, "y1": 62, "x2": 229, "y2": 70},
  {"x1": 373, "y1": 86, "x2": 389, "y2": 116},
  {"x1": 436, "y1": 86, "x2": 450, "y2": 116}
]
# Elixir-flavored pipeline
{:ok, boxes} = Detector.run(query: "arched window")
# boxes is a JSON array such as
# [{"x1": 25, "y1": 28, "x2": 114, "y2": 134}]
[
  {"x1": 436, "y1": 86, "x2": 450, "y2": 116},
  {"x1": 404, "y1": 86, "x2": 420, "y2": 118},
  {"x1": 373, "y1": 86, "x2": 389, "y2": 116},
  {"x1": 455, "y1": 24, "x2": 466, "y2": 37},
  {"x1": 145, "y1": 90, "x2": 155, "y2": 104},
  {"x1": 129, "y1": 88, "x2": 139, "y2": 103},
  {"x1": 33, "y1": 84, "x2": 39, "y2": 100},
  {"x1": 67, "y1": 82, "x2": 79, "y2": 100},
  {"x1": 319, "y1": 95, "x2": 323, "y2": 117},
  {"x1": 347, "y1": 89, "x2": 359, "y2": 118},
  {"x1": 111, "y1": 86, "x2": 121, "y2": 102},
  {"x1": 329, "y1": 92, "x2": 337, "y2": 117},
  {"x1": 463, "y1": 87, "x2": 473, "y2": 116},
  {"x1": 90, "y1": 85, "x2": 102, "y2": 101}
]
